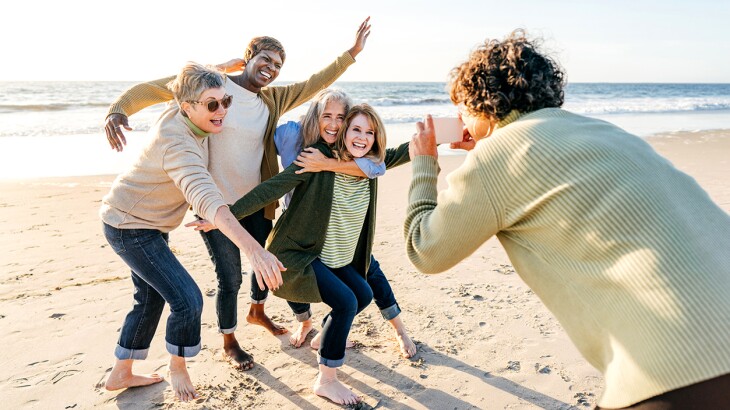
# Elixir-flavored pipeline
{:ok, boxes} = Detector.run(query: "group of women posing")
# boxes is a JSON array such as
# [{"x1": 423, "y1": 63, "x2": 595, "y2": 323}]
[{"x1": 100, "y1": 57, "x2": 414, "y2": 404}]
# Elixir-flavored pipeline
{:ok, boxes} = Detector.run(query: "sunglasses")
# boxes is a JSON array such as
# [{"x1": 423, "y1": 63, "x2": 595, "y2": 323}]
[{"x1": 187, "y1": 94, "x2": 233, "y2": 112}]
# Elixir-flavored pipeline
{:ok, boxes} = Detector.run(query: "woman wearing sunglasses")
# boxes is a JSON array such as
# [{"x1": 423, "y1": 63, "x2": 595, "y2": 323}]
[{"x1": 99, "y1": 62, "x2": 284, "y2": 402}]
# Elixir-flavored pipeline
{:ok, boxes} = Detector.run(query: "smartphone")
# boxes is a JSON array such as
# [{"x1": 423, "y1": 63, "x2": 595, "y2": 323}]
[{"x1": 431, "y1": 117, "x2": 465, "y2": 144}]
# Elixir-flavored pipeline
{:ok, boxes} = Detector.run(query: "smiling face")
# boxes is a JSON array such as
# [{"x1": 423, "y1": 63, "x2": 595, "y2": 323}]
[
  {"x1": 319, "y1": 100, "x2": 347, "y2": 144},
  {"x1": 183, "y1": 87, "x2": 228, "y2": 134},
  {"x1": 343, "y1": 113, "x2": 376, "y2": 158},
  {"x1": 243, "y1": 49, "x2": 283, "y2": 92}
]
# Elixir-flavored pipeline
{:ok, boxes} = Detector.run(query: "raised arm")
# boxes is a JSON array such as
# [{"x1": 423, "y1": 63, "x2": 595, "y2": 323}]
[
  {"x1": 272, "y1": 17, "x2": 371, "y2": 113},
  {"x1": 104, "y1": 76, "x2": 176, "y2": 151}
]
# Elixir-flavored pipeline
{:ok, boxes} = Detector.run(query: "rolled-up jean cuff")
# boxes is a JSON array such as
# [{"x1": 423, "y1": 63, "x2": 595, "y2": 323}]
[
  {"x1": 317, "y1": 352, "x2": 345, "y2": 368},
  {"x1": 219, "y1": 324, "x2": 237, "y2": 335},
  {"x1": 294, "y1": 309, "x2": 312, "y2": 322},
  {"x1": 250, "y1": 297, "x2": 267, "y2": 305},
  {"x1": 380, "y1": 303, "x2": 401, "y2": 321},
  {"x1": 166, "y1": 341, "x2": 201, "y2": 358},
  {"x1": 114, "y1": 345, "x2": 149, "y2": 360}
]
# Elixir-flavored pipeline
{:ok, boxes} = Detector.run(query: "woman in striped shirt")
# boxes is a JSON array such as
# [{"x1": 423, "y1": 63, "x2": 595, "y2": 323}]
[{"x1": 221, "y1": 104, "x2": 410, "y2": 405}]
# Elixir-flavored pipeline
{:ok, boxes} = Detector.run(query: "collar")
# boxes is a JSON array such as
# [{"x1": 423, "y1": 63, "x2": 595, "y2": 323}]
[
  {"x1": 183, "y1": 116, "x2": 211, "y2": 138},
  {"x1": 496, "y1": 110, "x2": 524, "y2": 129}
]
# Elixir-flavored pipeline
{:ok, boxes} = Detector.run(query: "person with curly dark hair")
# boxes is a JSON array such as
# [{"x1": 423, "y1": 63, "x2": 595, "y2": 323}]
[{"x1": 405, "y1": 30, "x2": 730, "y2": 409}]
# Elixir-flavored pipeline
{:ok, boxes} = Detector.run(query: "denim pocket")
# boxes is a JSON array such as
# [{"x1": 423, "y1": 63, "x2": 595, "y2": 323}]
[{"x1": 103, "y1": 223, "x2": 126, "y2": 255}]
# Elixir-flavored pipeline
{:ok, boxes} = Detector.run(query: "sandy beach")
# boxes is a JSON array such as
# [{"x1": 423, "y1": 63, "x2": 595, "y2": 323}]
[{"x1": 1, "y1": 131, "x2": 727, "y2": 409}]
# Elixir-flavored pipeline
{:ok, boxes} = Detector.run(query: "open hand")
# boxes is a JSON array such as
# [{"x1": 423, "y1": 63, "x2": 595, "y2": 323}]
[
  {"x1": 348, "y1": 17, "x2": 371, "y2": 59},
  {"x1": 104, "y1": 113, "x2": 132, "y2": 152}
]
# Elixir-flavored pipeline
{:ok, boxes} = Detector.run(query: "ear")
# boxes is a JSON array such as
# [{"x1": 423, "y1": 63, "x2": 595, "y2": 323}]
[{"x1": 180, "y1": 101, "x2": 192, "y2": 117}]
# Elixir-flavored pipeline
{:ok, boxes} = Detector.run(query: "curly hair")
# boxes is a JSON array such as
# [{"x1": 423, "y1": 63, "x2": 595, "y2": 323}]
[{"x1": 449, "y1": 29, "x2": 565, "y2": 121}]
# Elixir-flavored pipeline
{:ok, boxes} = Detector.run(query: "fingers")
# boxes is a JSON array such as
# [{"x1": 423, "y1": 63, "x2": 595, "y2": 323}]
[
  {"x1": 104, "y1": 114, "x2": 130, "y2": 152},
  {"x1": 424, "y1": 114, "x2": 434, "y2": 130}
]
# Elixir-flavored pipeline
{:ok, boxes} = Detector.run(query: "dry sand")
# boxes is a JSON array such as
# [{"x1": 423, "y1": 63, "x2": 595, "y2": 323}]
[{"x1": 1, "y1": 131, "x2": 727, "y2": 409}]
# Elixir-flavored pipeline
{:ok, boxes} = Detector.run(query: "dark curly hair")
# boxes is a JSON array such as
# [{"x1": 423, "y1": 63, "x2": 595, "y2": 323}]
[{"x1": 449, "y1": 29, "x2": 565, "y2": 121}]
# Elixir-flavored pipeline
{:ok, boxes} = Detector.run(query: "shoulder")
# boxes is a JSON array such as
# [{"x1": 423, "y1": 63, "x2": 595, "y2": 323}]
[{"x1": 276, "y1": 120, "x2": 302, "y2": 135}]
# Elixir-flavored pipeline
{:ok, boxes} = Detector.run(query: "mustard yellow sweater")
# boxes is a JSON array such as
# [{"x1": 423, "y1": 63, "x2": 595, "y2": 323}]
[{"x1": 405, "y1": 108, "x2": 730, "y2": 408}]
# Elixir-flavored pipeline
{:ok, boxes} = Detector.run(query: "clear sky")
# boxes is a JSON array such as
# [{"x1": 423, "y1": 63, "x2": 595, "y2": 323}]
[{"x1": 2, "y1": 0, "x2": 729, "y2": 83}]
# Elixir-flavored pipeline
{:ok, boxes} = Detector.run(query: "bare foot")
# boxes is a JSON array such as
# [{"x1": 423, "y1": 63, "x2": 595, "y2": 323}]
[
  {"x1": 169, "y1": 356, "x2": 199, "y2": 402},
  {"x1": 247, "y1": 303, "x2": 288, "y2": 335},
  {"x1": 313, "y1": 367, "x2": 361, "y2": 405},
  {"x1": 396, "y1": 331, "x2": 417, "y2": 358},
  {"x1": 289, "y1": 319, "x2": 314, "y2": 348},
  {"x1": 310, "y1": 332, "x2": 354, "y2": 350},
  {"x1": 104, "y1": 359, "x2": 164, "y2": 391},
  {"x1": 222, "y1": 333, "x2": 254, "y2": 370}
]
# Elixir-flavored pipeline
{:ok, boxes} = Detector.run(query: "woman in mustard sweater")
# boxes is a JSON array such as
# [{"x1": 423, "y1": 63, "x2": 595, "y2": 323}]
[{"x1": 406, "y1": 30, "x2": 730, "y2": 409}]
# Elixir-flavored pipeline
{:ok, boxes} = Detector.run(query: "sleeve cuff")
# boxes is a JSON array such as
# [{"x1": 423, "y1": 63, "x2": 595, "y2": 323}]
[{"x1": 409, "y1": 155, "x2": 440, "y2": 203}]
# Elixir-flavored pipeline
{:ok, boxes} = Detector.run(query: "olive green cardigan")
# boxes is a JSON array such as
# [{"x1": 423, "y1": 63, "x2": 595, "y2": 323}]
[{"x1": 230, "y1": 141, "x2": 410, "y2": 303}]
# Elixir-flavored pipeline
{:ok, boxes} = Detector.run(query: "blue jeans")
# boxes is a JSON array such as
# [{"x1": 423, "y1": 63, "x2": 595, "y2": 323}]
[
  {"x1": 289, "y1": 255, "x2": 400, "y2": 322},
  {"x1": 198, "y1": 209, "x2": 272, "y2": 334},
  {"x1": 103, "y1": 223, "x2": 203, "y2": 359},
  {"x1": 311, "y1": 258, "x2": 372, "y2": 367}
]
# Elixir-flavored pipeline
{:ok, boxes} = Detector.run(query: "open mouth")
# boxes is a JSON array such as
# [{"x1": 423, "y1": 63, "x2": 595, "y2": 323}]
[
  {"x1": 259, "y1": 70, "x2": 272, "y2": 80},
  {"x1": 211, "y1": 119, "x2": 224, "y2": 126},
  {"x1": 352, "y1": 142, "x2": 367, "y2": 149}
]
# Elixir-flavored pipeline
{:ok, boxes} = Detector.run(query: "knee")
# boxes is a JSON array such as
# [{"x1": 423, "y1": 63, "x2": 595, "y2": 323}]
[
  {"x1": 357, "y1": 287, "x2": 373, "y2": 312},
  {"x1": 178, "y1": 287, "x2": 204, "y2": 318}
]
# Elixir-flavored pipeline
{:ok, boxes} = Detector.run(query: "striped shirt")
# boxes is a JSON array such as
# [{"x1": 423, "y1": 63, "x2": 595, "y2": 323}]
[{"x1": 320, "y1": 173, "x2": 370, "y2": 268}]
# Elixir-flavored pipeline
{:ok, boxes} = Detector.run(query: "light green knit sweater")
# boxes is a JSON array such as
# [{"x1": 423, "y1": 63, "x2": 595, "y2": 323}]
[{"x1": 405, "y1": 108, "x2": 730, "y2": 408}]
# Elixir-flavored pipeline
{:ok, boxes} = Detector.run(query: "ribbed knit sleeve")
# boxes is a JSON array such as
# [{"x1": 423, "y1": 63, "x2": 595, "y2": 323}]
[
  {"x1": 162, "y1": 141, "x2": 226, "y2": 224},
  {"x1": 107, "y1": 76, "x2": 175, "y2": 117},
  {"x1": 404, "y1": 154, "x2": 500, "y2": 273}
]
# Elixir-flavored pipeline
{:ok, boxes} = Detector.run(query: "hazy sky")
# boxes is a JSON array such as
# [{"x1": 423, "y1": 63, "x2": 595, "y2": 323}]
[{"x1": 3, "y1": 0, "x2": 729, "y2": 83}]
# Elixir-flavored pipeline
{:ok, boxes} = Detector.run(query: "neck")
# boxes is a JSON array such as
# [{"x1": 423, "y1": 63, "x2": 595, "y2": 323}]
[{"x1": 230, "y1": 73, "x2": 261, "y2": 94}]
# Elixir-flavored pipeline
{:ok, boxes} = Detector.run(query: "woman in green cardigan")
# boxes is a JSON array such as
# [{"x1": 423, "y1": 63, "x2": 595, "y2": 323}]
[{"x1": 229, "y1": 104, "x2": 410, "y2": 405}]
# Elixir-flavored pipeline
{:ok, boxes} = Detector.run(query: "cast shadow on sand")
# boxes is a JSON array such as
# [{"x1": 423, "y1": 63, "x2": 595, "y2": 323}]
[{"x1": 267, "y1": 334, "x2": 574, "y2": 409}]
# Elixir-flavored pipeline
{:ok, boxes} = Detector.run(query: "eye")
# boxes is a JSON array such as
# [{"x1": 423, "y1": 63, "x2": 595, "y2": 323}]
[
  {"x1": 366, "y1": 131, "x2": 375, "y2": 136},
  {"x1": 275, "y1": 64, "x2": 282, "y2": 69}
]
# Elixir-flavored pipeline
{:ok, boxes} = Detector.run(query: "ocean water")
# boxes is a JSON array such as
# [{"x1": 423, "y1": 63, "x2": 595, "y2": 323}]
[{"x1": 1, "y1": 81, "x2": 729, "y2": 179}]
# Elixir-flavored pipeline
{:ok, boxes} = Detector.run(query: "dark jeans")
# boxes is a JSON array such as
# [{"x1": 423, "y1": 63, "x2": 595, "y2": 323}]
[
  {"x1": 311, "y1": 258, "x2": 372, "y2": 367},
  {"x1": 288, "y1": 255, "x2": 399, "y2": 322},
  {"x1": 198, "y1": 209, "x2": 272, "y2": 333},
  {"x1": 595, "y1": 372, "x2": 730, "y2": 409},
  {"x1": 103, "y1": 223, "x2": 203, "y2": 359}
]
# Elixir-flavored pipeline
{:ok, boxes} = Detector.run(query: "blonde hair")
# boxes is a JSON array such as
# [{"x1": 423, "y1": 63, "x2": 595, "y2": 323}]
[
  {"x1": 334, "y1": 103, "x2": 386, "y2": 163},
  {"x1": 300, "y1": 88, "x2": 353, "y2": 148}
]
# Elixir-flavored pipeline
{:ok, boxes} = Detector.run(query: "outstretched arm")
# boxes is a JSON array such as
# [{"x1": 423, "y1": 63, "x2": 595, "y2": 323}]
[
  {"x1": 104, "y1": 76, "x2": 175, "y2": 151},
  {"x1": 272, "y1": 17, "x2": 372, "y2": 114}
]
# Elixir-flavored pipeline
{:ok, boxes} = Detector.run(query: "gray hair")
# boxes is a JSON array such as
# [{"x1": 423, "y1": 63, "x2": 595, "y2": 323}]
[
  {"x1": 166, "y1": 62, "x2": 226, "y2": 107},
  {"x1": 300, "y1": 88, "x2": 353, "y2": 148}
]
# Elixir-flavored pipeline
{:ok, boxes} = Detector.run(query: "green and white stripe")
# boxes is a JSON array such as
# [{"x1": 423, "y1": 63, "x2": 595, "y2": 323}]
[{"x1": 320, "y1": 173, "x2": 370, "y2": 268}]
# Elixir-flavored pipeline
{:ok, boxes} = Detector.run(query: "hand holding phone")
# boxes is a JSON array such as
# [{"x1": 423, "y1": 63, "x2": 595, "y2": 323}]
[{"x1": 431, "y1": 117, "x2": 465, "y2": 144}]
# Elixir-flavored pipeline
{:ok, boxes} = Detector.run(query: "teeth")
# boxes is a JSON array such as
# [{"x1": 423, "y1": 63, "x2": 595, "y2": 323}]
[
  {"x1": 260, "y1": 71, "x2": 271, "y2": 79},
  {"x1": 325, "y1": 130, "x2": 336, "y2": 135},
  {"x1": 353, "y1": 142, "x2": 366, "y2": 148}
]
